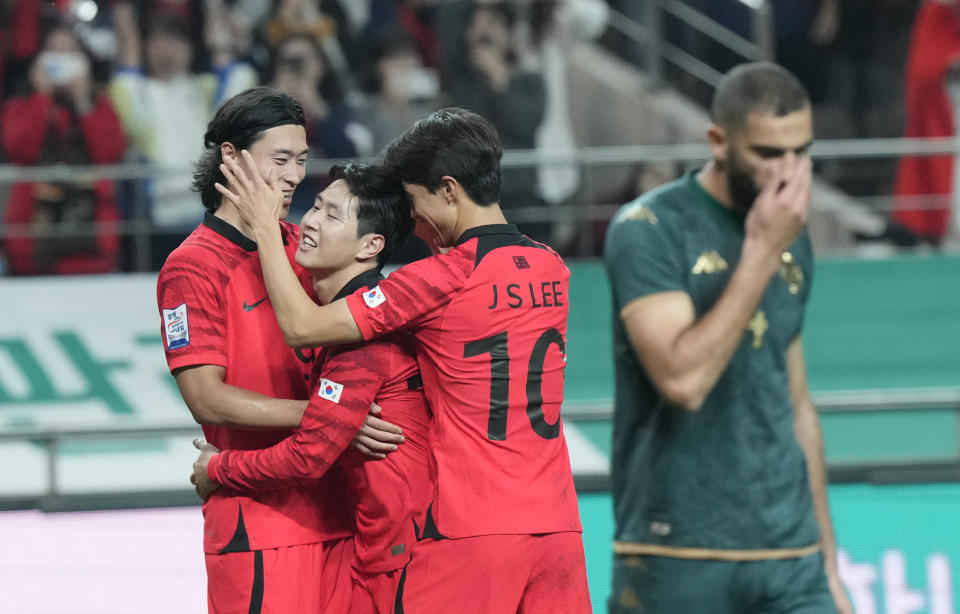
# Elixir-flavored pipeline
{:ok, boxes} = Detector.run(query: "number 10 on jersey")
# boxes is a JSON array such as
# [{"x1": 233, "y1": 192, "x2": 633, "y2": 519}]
[{"x1": 464, "y1": 328, "x2": 565, "y2": 441}]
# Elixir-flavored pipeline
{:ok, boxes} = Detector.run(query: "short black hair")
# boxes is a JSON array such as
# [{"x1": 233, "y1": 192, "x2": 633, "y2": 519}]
[
  {"x1": 330, "y1": 163, "x2": 413, "y2": 267},
  {"x1": 192, "y1": 87, "x2": 306, "y2": 211},
  {"x1": 711, "y1": 62, "x2": 810, "y2": 132},
  {"x1": 382, "y1": 107, "x2": 502, "y2": 206}
]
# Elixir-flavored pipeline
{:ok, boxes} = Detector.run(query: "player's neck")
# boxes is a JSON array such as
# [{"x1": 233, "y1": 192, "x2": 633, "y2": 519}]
[
  {"x1": 697, "y1": 161, "x2": 734, "y2": 210},
  {"x1": 312, "y1": 262, "x2": 378, "y2": 305},
  {"x1": 214, "y1": 201, "x2": 260, "y2": 241},
  {"x1": 453, "y1": 200, "x2": 509, "y2": 240}
]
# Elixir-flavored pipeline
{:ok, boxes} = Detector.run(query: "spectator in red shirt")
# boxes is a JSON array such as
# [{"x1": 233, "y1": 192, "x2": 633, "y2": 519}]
[{"x1": 1, "y1": 23, "x2": 125, "y2": 275}]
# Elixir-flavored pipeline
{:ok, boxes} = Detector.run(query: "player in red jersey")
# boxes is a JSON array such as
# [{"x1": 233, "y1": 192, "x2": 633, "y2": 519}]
[
  {"x1": 188, "y1": 163, "x2": 432, "y2": 614},
  {"x1": 216, "y1": 107, "x2": 591, "y2": 613},
  {"x1": 156, "y1": 87, "x2": 353, "y2": 614}
]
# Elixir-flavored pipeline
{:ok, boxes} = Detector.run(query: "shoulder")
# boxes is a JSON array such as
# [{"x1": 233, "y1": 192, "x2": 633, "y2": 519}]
[
  {"x1": 610, "y1": 177, "x2": 690, "y2": 230},
  {"x1": 279, "y1": 220, "x2": 300, "y2": 243},
  {"x1": 158, "y1": 230, "x2": 230, "y2": 285},
  {"x1": 394, "y1": 247, "x2": 475, "y2": 284}
]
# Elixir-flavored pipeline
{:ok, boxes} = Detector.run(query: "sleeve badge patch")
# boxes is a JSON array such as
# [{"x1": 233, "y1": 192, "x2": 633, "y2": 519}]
[
  {"x1": 363, "y1": 285, "x2": 387, "y2": 308},
  {"x1": 162, "y1": 303, "x2": 190, "y2": 349},
  {"x1": 317, "y1": 378, "x2": 344, "y2": 403}
]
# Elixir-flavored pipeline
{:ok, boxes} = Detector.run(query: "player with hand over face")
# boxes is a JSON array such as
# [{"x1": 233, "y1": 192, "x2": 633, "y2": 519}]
[{"x1": 604, "y1": 62, "x2": 852, "y2": 614}]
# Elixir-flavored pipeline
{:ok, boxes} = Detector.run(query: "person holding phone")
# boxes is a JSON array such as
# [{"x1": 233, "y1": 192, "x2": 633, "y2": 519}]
[{"x1": 1, "y1": 22, "x2": 125, "y2": 275}]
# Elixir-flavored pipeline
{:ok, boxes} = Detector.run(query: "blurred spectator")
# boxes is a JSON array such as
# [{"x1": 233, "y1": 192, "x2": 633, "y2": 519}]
[
  {"x1": 262, "y1": 0, "x2": 359, "y2": 98},
  {"x1": 269, "y1": 32, "x2": 370, "y2": 217},
  {"x1": 354, "y1": 27, "x2": 440, "y2": 156},
  {"x1": 521, "y1": 0, "x2": 608, "y2": 247},
  {"x1": 891, "y1": 0, "x2": 960, "y2": 245},
  {"x1": 1, "y1": 23, "x2": 125, "y2": 275},
  {"x1": 1, "y1": 0, "x2": 43, "y2": 98},
  {"x1": 108, "y1": 0, "x2": 257, "y2": 269},
  {"x1": 441, "y1": 1, "x2": 548, "y2": 241}
]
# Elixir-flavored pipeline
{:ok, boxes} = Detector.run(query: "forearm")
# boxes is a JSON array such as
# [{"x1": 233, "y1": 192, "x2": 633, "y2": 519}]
[
  {"x1": 663, "y1": 238, "x2": 781, "y2": 408},
  {"x1": 252, "y1": 226, "x2": 362, "y2": 347},
  {"x1": 79, "y1": 96, "x2": 127, "y2": 163},
  {"x1": 210, "y1": 432, "x2": 343, "y2": 491},
  {"x1": 2, "y1": 95, "x2": 50, "y2": 162},
  {"x1": 796, "y1": 400, "x2": 840, "y2": 573},
  {"x1": 210, "y1": 400, "x2": 369, "y2": 491}
]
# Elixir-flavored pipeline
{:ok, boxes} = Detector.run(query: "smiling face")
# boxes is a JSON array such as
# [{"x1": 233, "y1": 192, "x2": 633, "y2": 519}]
[
  {"x1": 403, "y1": 182, "x2": 457, "y2": 254},
  {"x1": 294, "y1": 179, "x2": 366, "y2": 272},
  {"x1": 722, "y1": 107, "x2": 813, "y2": 211},
  {"x1": 241, "y1": 124, "x2": 309, "y2": 219}
]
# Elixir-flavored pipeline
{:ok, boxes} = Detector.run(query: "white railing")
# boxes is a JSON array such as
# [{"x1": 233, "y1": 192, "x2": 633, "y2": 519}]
[{"x1": 608, "y1": 0, "x2": 775, "y2": 87}]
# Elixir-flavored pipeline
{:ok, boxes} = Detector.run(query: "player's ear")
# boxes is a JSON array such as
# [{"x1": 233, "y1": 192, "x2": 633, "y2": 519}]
[
  {"x1": 357, "y1": 233, "x2": 385, "y2": 262},
  {"x1": 220, "y1": 141, "x2": 238, "y2": 162},
  {"x1": 706, "y1": 124, "x2": 728, "y2": 167},
  {"x1": 439, "y1": 175, "x2": 460, "y2": 206}
]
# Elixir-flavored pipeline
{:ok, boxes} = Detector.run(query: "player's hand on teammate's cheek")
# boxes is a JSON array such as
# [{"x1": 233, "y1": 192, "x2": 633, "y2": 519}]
[{"x1": 214, "y1": 152, "x2": 282, "y2": 234}]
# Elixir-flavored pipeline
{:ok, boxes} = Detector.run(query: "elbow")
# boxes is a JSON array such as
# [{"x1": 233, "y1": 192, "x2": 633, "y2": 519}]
[
  {"x1": 282, "y1": 326, "x2": 314, "y2": 349},
  {"x1": 186, "y1": 402, "x2": 227, "y2": 427},
  {"x1": 188, "y1": 408, "x2": 220, "y2": 426},
  {"x1": 657, "y1": 376, "x2": 707, "y2": 412}
]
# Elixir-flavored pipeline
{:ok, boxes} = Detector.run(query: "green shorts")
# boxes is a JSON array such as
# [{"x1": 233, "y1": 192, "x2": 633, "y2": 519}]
[{"x1": 608, "y1": 552, "x2": 837, "y2": 614}]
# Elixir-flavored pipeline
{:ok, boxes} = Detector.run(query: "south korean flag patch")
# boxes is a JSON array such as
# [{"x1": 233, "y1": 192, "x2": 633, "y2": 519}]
[
  {"x1": 162, "y1": 303, "x2": 190, "y2": 350},
  {"x1": 317, "y1": 378, "x2": 344, "y2": 403},
  {"x1": 363, "y1": 285, "x2": 386, "y2": 308}
]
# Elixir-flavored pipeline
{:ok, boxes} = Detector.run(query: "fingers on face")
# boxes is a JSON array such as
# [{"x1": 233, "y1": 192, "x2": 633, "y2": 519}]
[{"x1": 213, "y1": 182, "x2": 239, "y2": 204}]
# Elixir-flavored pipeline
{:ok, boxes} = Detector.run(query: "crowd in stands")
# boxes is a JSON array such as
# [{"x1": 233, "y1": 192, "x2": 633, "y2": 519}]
[
  {"x1": 0, "y1": 0, "x2": 609, "y2": 274},
  {"x1": 0, "y1": 0, "x2": 957, "y2": 276}
]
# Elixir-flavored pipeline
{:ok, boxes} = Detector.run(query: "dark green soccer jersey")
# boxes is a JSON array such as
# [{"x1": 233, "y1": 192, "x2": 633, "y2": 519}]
[{"x1": 604, "y1": 172, "x2": 820, "y2": 551}]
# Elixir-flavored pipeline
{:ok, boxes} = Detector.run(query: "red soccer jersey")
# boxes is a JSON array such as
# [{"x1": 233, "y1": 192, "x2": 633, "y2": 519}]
[
  {"x1": 156, "y1": 213, "x2": 352, "y2": 554},
  {"x1": 208, "y1": 269, "x2": 432, "y2": 573},
  {"x1": 345, "y1": 224, "x2": 582, "y2": 538}
]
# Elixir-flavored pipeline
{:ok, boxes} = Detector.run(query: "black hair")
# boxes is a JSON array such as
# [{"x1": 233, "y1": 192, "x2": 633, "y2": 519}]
[
  {"x1": 191, "y1": 87, "x2": 306, "y2": 211},
  {"x1": 382, "y1": 107, "x2": 502, "y2": 206},
  {"x1": 329, "y1": 163, "x2": 413, "y2": 266},
  {"x1": 711, "y1": 62, "x2": 810, "y2": 132},
  {"x1": 360, "y1": 27, "x2": 420, "y2": 94},
  {"x1": 269, "y1": 34, "x2": 345, "y2": 107}
]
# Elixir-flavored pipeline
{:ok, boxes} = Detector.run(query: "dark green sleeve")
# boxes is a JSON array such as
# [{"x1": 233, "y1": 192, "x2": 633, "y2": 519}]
[{"x1": 604, "y1": 205, "x2": 687, "y2": 312}]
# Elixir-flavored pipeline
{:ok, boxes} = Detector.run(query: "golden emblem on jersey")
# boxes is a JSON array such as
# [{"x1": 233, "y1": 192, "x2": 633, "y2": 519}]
[
  {"x1": 748, "y1": 310, "x2": 768, "y2": 349},
  {"x1": 779, "y1": 251, "x2": 804, "y2": 294},
  {"x1": 617, "y1": 203, "x2": 658, "y2": 225},
  {"x1": 691, "y1": 250, "x2": 729, "y2": 275}
]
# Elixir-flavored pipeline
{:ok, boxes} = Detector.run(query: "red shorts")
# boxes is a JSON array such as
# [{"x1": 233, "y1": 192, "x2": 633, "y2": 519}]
[
  {"x1": 396, "y1": 532, "x2": 591, "y2": 614},
  {"x1": 351, "y1": 567, "x2": 403, "y2": 614},
  {"x1": 205, "y1": 537, "x2": 353, "y2": 614}
]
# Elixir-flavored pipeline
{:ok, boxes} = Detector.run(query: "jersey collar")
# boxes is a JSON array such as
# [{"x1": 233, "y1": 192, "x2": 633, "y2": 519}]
[
  {"x1": 332, "y1": 267, "x2": 385, "y2": 303},
  {"x1": 687, "y1": 171, "x2": 747, "y2": 226},
  {"x1": 203, "y1": 212, "x2": 288, "y2": 252},
  {"x1": 454, "y1": 224, "x2": 521, "y2": 247}
]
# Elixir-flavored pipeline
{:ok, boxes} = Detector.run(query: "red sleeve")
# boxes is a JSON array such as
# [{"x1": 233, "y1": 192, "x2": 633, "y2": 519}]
[
  {"x1": 210, "y1": 341, "x2": 393, "y2": 491},
  {"x1": 345, "y1": 248, "x2": 474, "y2": 341},
  {"x1": 156, "y1": 250, "x2": 229, "y2": 372},
  {"x1": 79, "y1": 94, "x2": 127, "y2": 163},
  {"x1": 10, "y1": 0, "x2": 40, "y2": 60},
  {"x1": 1, "y1": 93, "x2": 52, "y2": 163}
]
